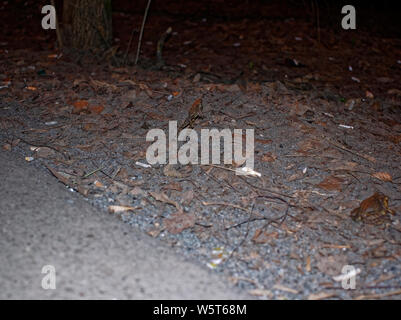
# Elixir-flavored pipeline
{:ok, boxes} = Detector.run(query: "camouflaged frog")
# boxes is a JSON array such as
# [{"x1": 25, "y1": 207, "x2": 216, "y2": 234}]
[{"x1": 351, "y1": 192, "x2": 395, "y2": 225}]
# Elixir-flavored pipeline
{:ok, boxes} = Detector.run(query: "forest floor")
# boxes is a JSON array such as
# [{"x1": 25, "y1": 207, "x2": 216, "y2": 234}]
[{"x1": 1, "y1": 1, "x2": 401, "y2": 299}]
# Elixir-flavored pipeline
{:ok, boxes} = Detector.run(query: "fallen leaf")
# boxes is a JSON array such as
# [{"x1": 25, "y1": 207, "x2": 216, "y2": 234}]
[
  {"x1": 129, "y1": 186, "x2": 146, "y2": 196},
  {"x1": 108, "y1": 205, "x2": 136, "y2": 213},
  {"x1": 181, "y1": 190, "x2": 195, "y2": 206},
  {"x1": 297, "y1": 138, "x2": 322, "y2": 154},
  {"x1": 317, "y1": 175, "x2": 344, "y2": 191},
  {"x1": 164, "y1": 212, "x2": 196, "y2": 234},
  {"x1": 72, "y1": 100, "x2": 89, "y2": 114},
  {"x1": 355, "y1": 289, "x2": 401, "y2": 300},
  {"x1": 305, "y1": 256, "x2": 311, "y2": 272},
  {"x1": 308, "y1": 292, "x2": 336, "y2": 300},
  {"x1": 46, "y1": 166, "x2": 89, "y2": 196},
  {"x1": 252, "y1": 230, "x2": 278, "y2": 244},
  {"x1": 147, "y1": 227, "x2": 164, "y2": 238},
  {"x1": 35, "y1": 147, "x2": 55, "y2": 158},
  {"x1": 316, "y1": 254, "x2": 348, "y2": 276},
  {"x1": 248, "y1": 289, "x2": 273, "y2": 298},
  {"x1": 255, "y1": 138, "x2": 272, "y2": 145},
  {"x1": 389, "y1": 135, "x2": 401, "y2": 144},
  {"x1": 236, "y1": 166, "x2": 261, "y2": 177},
  {"x1": 162, "y1": 182, "x2": 183, "y2": 192},
  {"x1": 327, "y1": 161, "x2": 358, "y2": 171},
  {"x1": 89, "y1": 105, "x2": 104, "y2": 114},
  {"x1": 94, "y1": 180, "x2": 105, "y2": 188},
  {"x1": 149, "y1": 191, "x2": 183, "y2": 212},
  {"x1": 365, "y1": 90, "x2": 374, "y2": 99},
  {"x1": 387, "y1": 88, "x2": 401, "y2": 96},
  {"x1": 371, "y1": 172, "x2": 392, "y2": 182},
  {"x1": 163, "y1": 164, "x2": 183, "y2": 178},
  {"x1": 261, "y1": 152, "x2": 277, "y2": 162}
]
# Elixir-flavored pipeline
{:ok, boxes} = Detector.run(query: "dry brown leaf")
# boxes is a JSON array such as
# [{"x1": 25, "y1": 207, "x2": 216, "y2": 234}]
[
  {"x1": 287, "y1": 172, "x2": 303, "y2": 182},
  {"x1": 371, "y1": 172, "x2": 392, "y2": 182},
  {"x1": 94, "y1": 180, "x2": 105, "y2": 188},
  {"x1": 147, "y1": 227, "x2": 164, "y2": 238},
  {"x1": 355, "y1": 289, "x2": 401, "y2": 300},
  {"x1": 297, "y1": 138, "x2": 322, "y2": 154},
  {"x1": 328, "y1": 161, "x2": 358, "y2": 172},
  {"x1": 163, "y1": 164, "x2": 183, "y2": 178},
  {"x1": 308, "y1": 292, "x2": 336, "y2": 300},
  {"x1": 387, "y1": 88, "x2": 401, "y2": 95},
  {"x1": 72, "y1": 100, "x2": 89, "y2": 114},
  {"x1": 317, "y1": 175, "x2": 344, "y2": 191},
  {"x1": 162, "y1": 182, "x2": 183, "y2": 192},
  {"x1": 181, "y1": 190, "x2": 195, "y2": 206},
  {"x1": 36, "y1": 147, "x2": 55, "y2": 158},
  {"x1": 129, "y1": 186, "x2": 146, "y2": 196},
  {"x1": 46, "y1": 166, "x2": 74, "y2": 186},
  {"x1": 316, "y1": 254, "x2": 348, "y2": 276},
  {"x1": 261, "y1": 152, "x2": 277, "y2": 162},
  {"x1": 255, "y1": 138, "x2": 273, "y2": 145},
  {"x1": 46, "y1": 166, "x2": 89, "y2": 196},
  {"x1": 305, "y1": 256, "x2": 311, "y2": 272},
  {"x1": 149, "y1": 191, "x2": 183, "y2": 212},
  {"x1": 139, "y1": 83, "x2": 153, "y2": 97},
  {"x1": 88, "y1": 105, "x2": 105, "y2": 114},
  {"x1": 108, "y1": 205, "x2": 136, "y2": 213},
  {"x1": 389, "y1": 135, "x2": 401, "y2": 144},
  {"x1": 90, "y1": 78, "x2": 118, "y2": 92},
  {"x1": 252, "y1": 230, "x2": 278, "y2": 244},
  {"x1": 164, "y1": 212, "x2": 196, "y2": 234},
  {"x1": 248, "y1": 289, "x2": 273, "y2": 298}
]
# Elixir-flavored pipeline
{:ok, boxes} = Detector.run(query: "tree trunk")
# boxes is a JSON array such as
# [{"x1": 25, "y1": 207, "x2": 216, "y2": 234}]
[{"x1": 62, "y1": 0, "x2": 112, "y2": 50}]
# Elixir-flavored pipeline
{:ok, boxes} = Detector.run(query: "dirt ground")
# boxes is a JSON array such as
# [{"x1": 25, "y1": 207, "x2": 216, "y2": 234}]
[{"x1": 1, "y1": 1, "x2": 401, "y2": 299}]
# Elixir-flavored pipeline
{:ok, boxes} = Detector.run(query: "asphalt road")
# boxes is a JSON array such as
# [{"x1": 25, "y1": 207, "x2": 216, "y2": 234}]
[{"x1": 0, "y1": 150, "x2": 247, "y2": 299}]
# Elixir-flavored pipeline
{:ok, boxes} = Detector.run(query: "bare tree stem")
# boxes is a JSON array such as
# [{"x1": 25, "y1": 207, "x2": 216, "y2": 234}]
[{"x1": 135, "y1": 0, "x2": 152, "y2": 65}]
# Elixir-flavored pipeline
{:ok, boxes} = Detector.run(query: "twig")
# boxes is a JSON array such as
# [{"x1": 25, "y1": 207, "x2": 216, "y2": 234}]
[
  {"x1": 135, "y1": 0, "x2": 152, "y2": 65},
  {"x1": 202, "y1": 201, "x2": 252, "y2": 214},
  {"x1": 325, "y1": 138, "x2": 375, "y2": 163},
  {"x1": 225, "y1": 216, "x2": 269, "y2": 230},
  {"x1": 199, "y1": 166, "x2": 241, "y2": 193},
  {"x1": 124, "y1": 23, "x2": 136, "y2": 64},
  {"x1": 225, "y1": 202, "x2": 256, "y2": 263},
  {"x1": 237, "y1": 175, "x2": 294, "y2": 199},
  {"x1": 82, "y1": 167, "x2": 104, "y2": 178},
  {"x1": 260, "y1": 204, "x2": 290, "y2": 230},
  {"x1": 13, "y1": 134, "x2": 68, "y2": 159},
  {"x1": 156, "y1": 27, "x2": 172, "y2": 67}
]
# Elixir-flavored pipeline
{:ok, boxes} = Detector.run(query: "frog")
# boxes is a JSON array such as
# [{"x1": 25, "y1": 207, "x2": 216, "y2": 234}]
[
  {"x1": 179, "y1": 98, "x2": 203, "y2": 131},
  {"x1": 350, "y1": 192, "x2": 395, "y2": 225}
]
